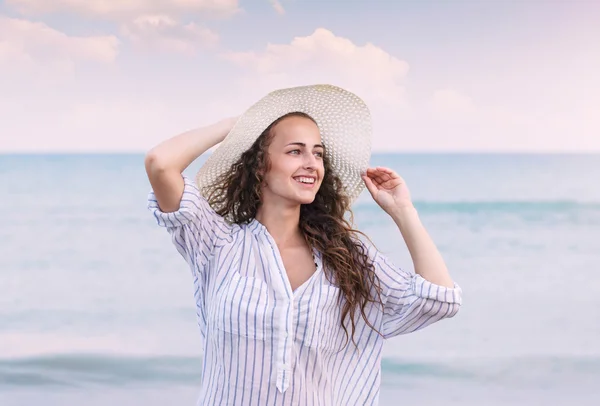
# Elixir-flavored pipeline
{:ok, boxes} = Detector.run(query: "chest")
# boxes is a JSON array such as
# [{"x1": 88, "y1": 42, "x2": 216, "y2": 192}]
[
  {"x1": 208, "y1": 265, "x2": 345, "y2": 352},
  {"x1": 279, "y1": 246, "x2": 317, "y2": 292}
]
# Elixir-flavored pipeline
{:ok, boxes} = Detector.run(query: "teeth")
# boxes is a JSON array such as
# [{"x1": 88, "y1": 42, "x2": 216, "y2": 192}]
[{"x1": 295, "y1": 177, "x2": 315, "y2": 184}]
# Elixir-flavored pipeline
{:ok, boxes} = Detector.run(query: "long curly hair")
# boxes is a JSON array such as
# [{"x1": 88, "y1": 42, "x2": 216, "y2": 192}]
[{"x1": 204, "y1": 112, "x2": 384, "y2": 348}]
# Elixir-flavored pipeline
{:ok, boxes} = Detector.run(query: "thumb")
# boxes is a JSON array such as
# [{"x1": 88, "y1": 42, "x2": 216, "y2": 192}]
[{"x1": 362, "y1": 174, "x2": 378, "y2": 198}]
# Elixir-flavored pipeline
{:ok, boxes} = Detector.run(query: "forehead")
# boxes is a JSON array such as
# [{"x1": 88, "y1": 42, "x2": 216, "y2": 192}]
[{"x1": 270, "y1": 115, "x2": 321, "y2": 145}]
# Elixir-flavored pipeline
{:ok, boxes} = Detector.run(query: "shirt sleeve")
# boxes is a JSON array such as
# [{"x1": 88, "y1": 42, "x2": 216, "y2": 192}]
[
  {"x1": 146, "y1": 175, "x2": 232, "y2": 274},
  {"x1": 368, "y1": 244, "x2": 462, "y2": 339}
]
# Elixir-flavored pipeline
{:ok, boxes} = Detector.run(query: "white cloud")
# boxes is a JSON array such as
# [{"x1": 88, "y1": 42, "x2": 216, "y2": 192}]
[
  {"x1": 5, "y1": 0, "x2": 241, "y2": 20},
  {"x1": 0, "y1": 16, "x2": 119, "y2": 74},
  {"x1": 0, "y1": 40, "x2": 33, "y2": 65},
  {"x1": 221, "y1": 28, "x2": 410, "y2": 109},
  {"x1": 1, "y1": 17, "x2": 598, "y2": 153},
  {"x1": 121, "y1": 15, "x2": 218, "y2": 53},
  {"x1": 6, "y1": 1, "x2": 229, "y2": 55},
  {"x1": 269, "y1": 0, "x2": 285, "y2": 15}
]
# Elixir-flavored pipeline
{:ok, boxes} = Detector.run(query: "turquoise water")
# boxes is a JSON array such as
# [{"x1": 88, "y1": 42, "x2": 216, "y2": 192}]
[{"x1": 1, "y1": 153, "x2": 599, "y2": 405}]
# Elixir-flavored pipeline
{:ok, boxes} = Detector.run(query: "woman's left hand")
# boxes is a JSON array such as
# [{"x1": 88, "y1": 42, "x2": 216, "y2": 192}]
[{"x1": 361, "y1": 167, "x2": 413, "y2": 214}]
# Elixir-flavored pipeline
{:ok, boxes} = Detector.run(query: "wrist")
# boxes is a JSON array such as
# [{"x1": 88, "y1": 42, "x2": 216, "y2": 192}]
[
  {"x1": 215, "y1": 116, "x2": 239, "y2": 140},
  {"x1": 390, "y1": 204, "x2": 419, "y2": 226}
]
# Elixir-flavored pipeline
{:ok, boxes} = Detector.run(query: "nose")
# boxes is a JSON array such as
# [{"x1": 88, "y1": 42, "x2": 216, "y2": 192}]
[{"x1": 303, "y1": 152, "x2": 318, "y2": 170}]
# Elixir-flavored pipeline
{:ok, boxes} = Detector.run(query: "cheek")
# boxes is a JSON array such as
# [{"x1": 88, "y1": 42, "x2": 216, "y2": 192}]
[
  {"x1": 263, "y1": 163, "x2": 290, "y2": 187},
  {"x1": 269, "y1": 159, "x2": 295, "y2": 178}
]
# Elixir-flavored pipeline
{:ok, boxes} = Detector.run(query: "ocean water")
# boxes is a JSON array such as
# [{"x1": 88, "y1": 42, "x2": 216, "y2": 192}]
[{"x1": 1, "y1": 153, "x2": 599, "y2": 405}]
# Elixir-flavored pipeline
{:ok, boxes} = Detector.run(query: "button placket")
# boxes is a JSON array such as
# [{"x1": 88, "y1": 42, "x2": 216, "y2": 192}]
[
  {"x1": 254, "y1": 222, "x2": 325, "y2": 394},
  {"x1": 276, "y1": 299, "x2": 295, "y2": 393},
  {"x1": 257, "y1": 229, "x2": 296, "y2": 393}
]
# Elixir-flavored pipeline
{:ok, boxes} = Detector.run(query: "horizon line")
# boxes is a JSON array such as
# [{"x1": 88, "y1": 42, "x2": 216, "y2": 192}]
[{"x1": 0, "y1": 150, "x2": 598, "y2": 155}]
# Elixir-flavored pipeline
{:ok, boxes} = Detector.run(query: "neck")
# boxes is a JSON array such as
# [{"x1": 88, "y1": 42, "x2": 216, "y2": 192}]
[{"x1": 254, "y1": 203, "x2": 303, "y2": 248}]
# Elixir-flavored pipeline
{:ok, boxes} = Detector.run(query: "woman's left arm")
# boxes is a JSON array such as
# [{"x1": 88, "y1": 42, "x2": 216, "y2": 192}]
[
  {"x1": 362, "y1": 166, "x2": 455, "y2": 288},
  {"x1": 362, "y1": 167, "x2": 461, "y2": 339}
]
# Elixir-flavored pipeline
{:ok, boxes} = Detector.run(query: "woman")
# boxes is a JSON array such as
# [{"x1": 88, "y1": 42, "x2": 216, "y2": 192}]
[{"x1": 145, "y1": 85, "x2": 462, "y2": 406}]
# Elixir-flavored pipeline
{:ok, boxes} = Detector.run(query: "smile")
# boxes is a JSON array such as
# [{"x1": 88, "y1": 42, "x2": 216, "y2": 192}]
[{"x1": 293, "y1": 176, "x2": 316, "y2": 186}]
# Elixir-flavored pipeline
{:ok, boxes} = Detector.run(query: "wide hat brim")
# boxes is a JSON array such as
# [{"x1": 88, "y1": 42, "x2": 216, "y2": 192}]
[{"x1": 195, "y1": 84, "x2": 372, "y2": 211}]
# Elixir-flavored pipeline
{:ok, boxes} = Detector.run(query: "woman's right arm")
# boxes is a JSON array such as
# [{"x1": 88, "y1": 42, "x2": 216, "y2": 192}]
[{"x1": 144, "y1": 117, "x2": 238, "y2": 213}]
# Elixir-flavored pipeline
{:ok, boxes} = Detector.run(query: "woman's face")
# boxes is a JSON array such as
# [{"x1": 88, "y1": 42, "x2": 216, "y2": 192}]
[{"x1": 261, "y1": 115, "x2": 325, "y2": 206}]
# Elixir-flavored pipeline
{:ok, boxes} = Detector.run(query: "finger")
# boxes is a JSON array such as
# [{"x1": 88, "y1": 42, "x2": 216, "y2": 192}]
[
  {"x1": 362, "y1": 173, "x2": 376, "y2": 190},
  {"x1": 378, "y1": 172, "x2": 393, "y2": 182},
  {"x1": 366, "y1": 168, "x2": 388, "y2": 182},
  {"x1": 368, "y1": 167, "x2": 395, "y2": 177},
  {"x1": 371, "y1": 172, "x2": 401, "y2": 189},
  {"x1": 364, "y1": 172, "x2": 384, "y2": 186},
  {"x1": 374, "y1": 172, "x2": 393, "y2": 185},
  {"x1": 376, "y1": 167, "x2": 405, "y2": 184},
  {"x1": 382, "y1": 179, "x2": 402, "y2": 190},
  {"x1": 375, "y1": 166, "x2": 395, "y2": 174},
  {"x1": 370, "y1": 174, "x2": 387, "y2": 187},
  {"x1": 361, "y1": 174, "x2": 379, "y2": 196},
  {"x1": 376, "y1": 167, "x2": 401, "y2": 179}
]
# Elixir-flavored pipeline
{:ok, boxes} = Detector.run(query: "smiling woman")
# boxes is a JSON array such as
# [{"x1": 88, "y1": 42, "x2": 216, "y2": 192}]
[{"x1": 144, "y1": 84, "x2": 462, "y2": 405}]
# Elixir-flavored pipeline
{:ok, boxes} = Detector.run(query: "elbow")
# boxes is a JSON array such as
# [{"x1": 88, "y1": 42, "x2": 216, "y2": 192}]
[
  {"x1": 144, "y1": 149, "x2": 159, "y2": 170},
  {"x1": 145, "y1": 150, "x2": 169, "y2": 176}
]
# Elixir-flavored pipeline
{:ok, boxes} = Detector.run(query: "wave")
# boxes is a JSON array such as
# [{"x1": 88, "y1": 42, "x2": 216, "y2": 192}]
[
  {"x1": 2, "y1": 353, "x2": 599, "y2": 389},
  {"x1": 0, "y1": 354, "x2": 203, "y2": 388},
  {"x1": 355, "y1": 200, "x2": 600, "y2": 214}
]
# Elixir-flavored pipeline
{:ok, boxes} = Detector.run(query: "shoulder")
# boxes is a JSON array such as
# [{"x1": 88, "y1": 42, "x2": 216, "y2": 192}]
[{"x1": 351, "y1": 233, "x2": 379, "y2": 261}]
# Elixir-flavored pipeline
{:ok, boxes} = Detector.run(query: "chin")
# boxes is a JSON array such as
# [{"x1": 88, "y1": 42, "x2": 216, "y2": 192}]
[
  {"x1": 287, "y1": 191, "x2": 317, "y2": 205},
  {"x1": 298, "y1": 197, "x2": 316, "y2": 205}
]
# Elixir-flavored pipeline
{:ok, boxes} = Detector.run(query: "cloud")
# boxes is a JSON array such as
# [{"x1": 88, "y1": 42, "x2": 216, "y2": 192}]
[
  {"x1": 120, "y1": 15, "x2": 219, "y2": 53},
  {"x1": 5, "y1": 0, "x2": 241, "y2": 20},
  {"x1": 269, "y1": 0, "x2": 285, "y2": 15},
  {"x1": 0, "y1": 16, "x2": 119, "y2": 74},
  {"x1": 6, "y1": 1, "x2": 230, "y2": 55},
  {"x1": 221, "y1": 28, "x2": 410, "y2": 109}
]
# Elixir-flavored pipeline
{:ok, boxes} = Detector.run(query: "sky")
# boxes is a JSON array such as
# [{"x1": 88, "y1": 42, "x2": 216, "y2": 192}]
[{"x1": 0, "y1": 0, "x2": 598, "y2": 153}]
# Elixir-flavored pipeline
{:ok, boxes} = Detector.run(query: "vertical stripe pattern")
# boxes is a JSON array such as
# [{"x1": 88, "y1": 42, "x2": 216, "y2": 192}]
[{"x1": 147, "y1": 175, "x2": 462, "y2": 405}]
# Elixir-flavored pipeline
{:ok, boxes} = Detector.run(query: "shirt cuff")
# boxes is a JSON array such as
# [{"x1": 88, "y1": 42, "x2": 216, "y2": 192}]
[
  {"x1": 412, "y1": 274, "x2": 462, "y2": 304},
  {"x1": 147, "y1": 175, "x2": 204, "y2": 228}
]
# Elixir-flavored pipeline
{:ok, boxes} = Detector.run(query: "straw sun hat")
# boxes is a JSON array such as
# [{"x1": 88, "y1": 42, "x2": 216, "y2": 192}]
[{"x1": 195, "y1": 84, "x2": 372, "y2": 210}]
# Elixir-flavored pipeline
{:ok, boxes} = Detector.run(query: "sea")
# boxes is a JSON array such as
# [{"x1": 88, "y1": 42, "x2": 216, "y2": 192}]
[{"x1": 1, "y1": 153, "x2": 599, "y2": 406}]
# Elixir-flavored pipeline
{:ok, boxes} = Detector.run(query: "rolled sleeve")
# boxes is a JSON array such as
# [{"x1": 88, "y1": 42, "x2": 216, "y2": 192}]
[
  {"x1": 147, "y1": 175, "x2": 232, "y2": 272},
  {"x1": 369, "y1": 247, "x2": 462, "y2": 339},
  {"x1": 411, "y1": 273, "x2": 462, "y2": 304}
]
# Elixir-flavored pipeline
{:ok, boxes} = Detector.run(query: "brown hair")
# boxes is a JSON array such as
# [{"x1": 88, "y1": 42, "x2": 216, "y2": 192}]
[{"x1": 205, "y1": 112, "x2": 384, "y2": 348}]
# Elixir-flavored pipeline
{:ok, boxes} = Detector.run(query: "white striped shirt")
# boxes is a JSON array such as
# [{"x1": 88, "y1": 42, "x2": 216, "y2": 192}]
[{"x1": 147, "y1": 175, "x2": 462, "y2": 406}]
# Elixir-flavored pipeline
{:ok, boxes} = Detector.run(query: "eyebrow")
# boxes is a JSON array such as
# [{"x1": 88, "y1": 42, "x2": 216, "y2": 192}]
[{"x1": 286, "y1": 142, "x2": 324, "y2": 149}]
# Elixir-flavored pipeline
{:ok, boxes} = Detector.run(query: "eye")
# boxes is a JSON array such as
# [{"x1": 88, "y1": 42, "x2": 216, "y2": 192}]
[
  {"x1": 288, "y1": 149, "x2": 300, "y2": 155},
  {"x1": 314, "y1": 151, "x2": 323, "y2": 158}
]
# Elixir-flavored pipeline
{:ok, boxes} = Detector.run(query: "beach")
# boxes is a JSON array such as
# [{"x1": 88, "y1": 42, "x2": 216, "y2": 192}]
[{"x1": 1, "y1": 153, "x2": 599, "y2": 405}]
